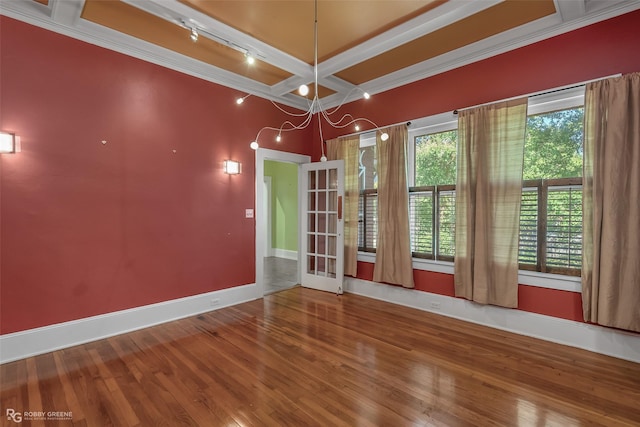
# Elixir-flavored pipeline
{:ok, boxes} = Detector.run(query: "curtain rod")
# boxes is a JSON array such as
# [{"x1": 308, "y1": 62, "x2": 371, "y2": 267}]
[
  {"x1": 325, "y1": 121, "x2": 412, "y2": 142},
  {"x1": 452, "y1": 73, "x2": 621, "y2": 114},
  {"x1": 326, "y1": 74, "x2": 621, "y2": 141}
]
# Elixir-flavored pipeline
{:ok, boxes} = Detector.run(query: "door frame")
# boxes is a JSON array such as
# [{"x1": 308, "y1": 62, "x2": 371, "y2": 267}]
[
  {"x1": 263, "y1": 175, "x2": 273, "y2": 257},
  {"x1": 255, "y1": 148, "x2": 310, "y2": 299}
]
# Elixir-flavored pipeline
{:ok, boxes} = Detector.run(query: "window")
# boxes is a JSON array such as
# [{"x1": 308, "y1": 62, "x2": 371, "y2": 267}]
[
  {"x1": 409, "y1": 129, "x2": 457, "y2": 260},
  {"x1": 519, "y1": 107, "x2": 584, "y2": 275},
  {"x1": 357, "y1": 87, "x2": 584, "y2": 277},
  {"x1": 358, "y1": 139, "x2": 377, "y2": 252}
]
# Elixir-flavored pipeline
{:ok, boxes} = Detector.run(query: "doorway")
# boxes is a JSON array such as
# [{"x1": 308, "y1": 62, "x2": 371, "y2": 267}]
[
  {"x1": 263, "y1": 160, "x2": 298, "y2": 294},
  {"x1": 255, "y1": 149, "x2": 310, "y2": 298}
]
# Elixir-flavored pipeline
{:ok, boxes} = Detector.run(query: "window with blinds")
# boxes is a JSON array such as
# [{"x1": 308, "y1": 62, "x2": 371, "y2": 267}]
[
  {"x1": 358, "y1": 190, "x2": 377, "y2": 252},
  {"x1": 356, "y1": 99, "x2": 584, "y2": 277},
  {"x1": 518, "y1": 179, "x2": 582, "y2": 275}
]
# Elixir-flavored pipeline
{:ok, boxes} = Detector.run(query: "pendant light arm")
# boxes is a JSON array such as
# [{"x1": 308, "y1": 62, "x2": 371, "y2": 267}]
[
  {"x1": 245, "y1": 0, "x2": 387, "y2": 152},
  {"x1": 314, "y1": 0, "x2": 319, "y2": 98}
]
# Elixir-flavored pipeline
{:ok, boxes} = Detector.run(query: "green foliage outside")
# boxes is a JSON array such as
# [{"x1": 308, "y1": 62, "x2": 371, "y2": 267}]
[
  {"x1": 524, "y1": 108, "x2": 583, "y2": 179},
  {"x1": 412, "y1": 108, "x2": 584, "y2": 185},
  {"x1": 415, "y1": 130, "x2": 457, "y2": 186}
]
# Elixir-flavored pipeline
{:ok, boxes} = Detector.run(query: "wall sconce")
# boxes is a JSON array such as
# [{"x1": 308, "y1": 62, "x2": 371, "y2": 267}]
[
  {"x1": 223, "y1": 160, "x2": 241, "y2": 175},
  {"x1": 0, "y1": 131, "x2": 17, "y2": 154}
]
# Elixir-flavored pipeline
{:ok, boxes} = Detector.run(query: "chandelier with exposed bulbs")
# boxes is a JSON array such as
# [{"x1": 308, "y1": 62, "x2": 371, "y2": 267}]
[{"x1": 233, "y1": 0, "x2": 388, "y2": 159}]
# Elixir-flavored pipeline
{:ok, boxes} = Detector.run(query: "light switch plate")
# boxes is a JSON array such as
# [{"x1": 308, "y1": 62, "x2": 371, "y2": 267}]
[{"x1": 245, "y1": 209, "x2": 254, "y2": 218}]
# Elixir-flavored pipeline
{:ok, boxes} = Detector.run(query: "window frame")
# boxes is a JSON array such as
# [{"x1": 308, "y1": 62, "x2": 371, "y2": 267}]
[{"x1": 356, "y1": 86, "x2": 585, "y2": 292}]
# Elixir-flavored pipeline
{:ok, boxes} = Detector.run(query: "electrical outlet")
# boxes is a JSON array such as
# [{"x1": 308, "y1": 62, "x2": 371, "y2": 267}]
[
  {"x1": 430, "y1": 301, "x2": 441, "y2": 310},
  {"x1": 210, "y1": 298, "x2": 220, "y2": 306}
]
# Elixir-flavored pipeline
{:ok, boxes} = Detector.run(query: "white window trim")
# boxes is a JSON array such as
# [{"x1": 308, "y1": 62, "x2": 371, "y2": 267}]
[{"x1": 357, "y1": 85, "x2": 586, "y2": 294}]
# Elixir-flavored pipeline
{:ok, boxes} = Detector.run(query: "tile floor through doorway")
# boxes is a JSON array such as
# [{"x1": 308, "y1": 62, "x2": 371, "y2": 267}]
[{"x1": 264, "y1": 256, "x2": 298, "y2": 295}]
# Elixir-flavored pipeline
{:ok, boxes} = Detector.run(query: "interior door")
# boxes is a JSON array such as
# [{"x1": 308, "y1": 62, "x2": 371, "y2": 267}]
[{"x1": 300, "y1": 160, "x2": 345, "y2": 294}]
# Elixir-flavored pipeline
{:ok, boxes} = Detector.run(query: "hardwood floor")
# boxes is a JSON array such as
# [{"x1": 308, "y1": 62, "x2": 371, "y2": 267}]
[{"x1": 2, "y1": 287, "x2": 639, "y2": 426}]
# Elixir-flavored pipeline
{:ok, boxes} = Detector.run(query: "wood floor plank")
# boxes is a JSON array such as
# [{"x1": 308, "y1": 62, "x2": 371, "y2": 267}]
[{"x1": 2, "y1": 287, "x2": 639, "y2": 426}]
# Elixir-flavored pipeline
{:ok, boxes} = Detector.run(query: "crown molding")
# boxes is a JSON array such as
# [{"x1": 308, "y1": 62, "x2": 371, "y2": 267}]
[
  {"x1": 361, "y1": 0, "x2": 640, "y2": 101},
  {"x1": 2, "y1": 0, "x2": 639, "y2": 112}
]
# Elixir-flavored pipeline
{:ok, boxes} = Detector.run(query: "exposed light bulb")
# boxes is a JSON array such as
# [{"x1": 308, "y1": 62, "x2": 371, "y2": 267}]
[
  {"x1": 190, "y1": 27, "x2": 198, "y2": 42},
  {"x1": 236, "y1": 97, "x2": 244, "y2": 105},
  {"x1": 320, "y1": 155, "x2": 327, "y2": 162},
  {"x1": 276, "y1": 134, "x2": 281, "y2": 142},
  {"x1": 298, "y1": 84, "x2": 309, "y2": 97},
  {"x1": 250, "y1": 141, "x2": 259, "y2": 150},
  {"x1": 380, "y1": 132, "x2": 389, "y2": 141},
  {"x1": 355, "y1": 124, "x2": 360, "y2": 131},
  {"x1": 363, "y1": 92, "x2": 370, "y2": 100},
  {"x1": 246, "y1": 54, "x2": 255, "y2": 65}
]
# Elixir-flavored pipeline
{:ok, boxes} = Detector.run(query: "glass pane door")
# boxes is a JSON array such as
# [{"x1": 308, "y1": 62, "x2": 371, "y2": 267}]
[{"x1": 300, "y1": 160, "x2": 344, "y2": 294}]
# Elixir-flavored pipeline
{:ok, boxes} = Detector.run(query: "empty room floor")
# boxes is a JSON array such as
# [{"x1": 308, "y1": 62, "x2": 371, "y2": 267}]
[{"x1": 2, "y1": 287, "x2": 639, "y2": 426}]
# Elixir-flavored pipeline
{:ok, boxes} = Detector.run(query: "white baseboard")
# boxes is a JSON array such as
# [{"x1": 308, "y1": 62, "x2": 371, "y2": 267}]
[
  {"x1": 5, "y1": 279, "x2": 637, "y2": 364},
  {"x1": 345, "y1": 278, "x2": 640, "y2": 363},
  {"x1": 0, "y1": 283, "x2": 257, "y2": 364},
  {"x1": 272, "y1": 249, "x2": 298, "y2": 260}
]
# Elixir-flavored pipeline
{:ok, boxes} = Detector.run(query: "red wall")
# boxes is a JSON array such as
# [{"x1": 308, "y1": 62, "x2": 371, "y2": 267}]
[
  {"x1": 0, "y1": 17, "x2": 313, "y2": 334},
  {"x1": 343, "y1": 11, "x2": 640, "y2": 323},
  {"x1": 2, "y1": 10, "x2": 639, "y2": 334}
]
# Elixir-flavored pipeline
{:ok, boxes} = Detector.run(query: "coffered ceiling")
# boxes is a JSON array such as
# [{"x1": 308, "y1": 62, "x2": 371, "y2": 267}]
[{"x1": 2, "y1": 0, "x2": 640, "y2": 110}]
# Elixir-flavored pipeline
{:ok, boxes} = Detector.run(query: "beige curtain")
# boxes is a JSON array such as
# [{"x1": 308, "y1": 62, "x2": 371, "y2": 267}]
[
  {"x1": 373, "y1": 125, "x2": 415, "y2": 288},
  {"x1": 326, "y1": 136, "x2": 360, "y2": 277},
  {"x1": 454, "y1": 98, "x2": 527, "y2": 308},
  {"x1": 582, "y1": 72, "x2": 640, "y2": 332}
]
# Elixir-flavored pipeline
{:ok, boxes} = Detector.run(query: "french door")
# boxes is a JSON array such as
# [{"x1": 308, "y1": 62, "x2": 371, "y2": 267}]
[{"x1": 300, "y1": 160, "x2": 344, "y2": 294}]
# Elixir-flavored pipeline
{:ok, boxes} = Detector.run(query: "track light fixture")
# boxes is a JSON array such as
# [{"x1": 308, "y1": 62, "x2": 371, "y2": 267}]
[
  {"x1": 237, "y1": 0, "x2": 387, "y2": 155},
  {"x1": 181, "y1": 19, "x2": 263, "y2": 66}
]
